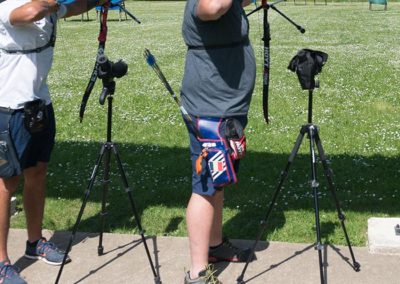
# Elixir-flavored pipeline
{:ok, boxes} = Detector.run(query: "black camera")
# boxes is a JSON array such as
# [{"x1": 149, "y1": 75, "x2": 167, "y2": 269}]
[
  {"x1": 288, "y1": 49, "x2": 328, "y2": 90},
  {"x1": 97, "y1": 55, "x2": 128, "y2": 105},
  {"x1": 97, "y1": 54, "x2": 128, "y2": 79}
]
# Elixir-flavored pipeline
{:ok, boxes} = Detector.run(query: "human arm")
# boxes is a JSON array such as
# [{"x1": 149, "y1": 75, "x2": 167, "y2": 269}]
[
  {"x1": 9, "y1": 0, "x2": 59, "y2": 26},
  {"x1": 241, "y1": 0, "x2": 253, "y2": 7},
  {"x1": 196, "y1": 0, "x2": 233, "y2": 21},
  {"x1": 62, "y1": 0, "x2": 108, "y2": 18}
]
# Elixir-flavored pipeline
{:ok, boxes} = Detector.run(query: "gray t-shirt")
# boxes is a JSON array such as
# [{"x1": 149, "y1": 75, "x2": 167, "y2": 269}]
[{"x1": 181, "y1": 0, "x2": 256, "y2": 118}]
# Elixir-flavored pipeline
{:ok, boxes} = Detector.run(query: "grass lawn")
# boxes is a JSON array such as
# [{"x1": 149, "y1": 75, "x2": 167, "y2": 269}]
[{"x1": 11, "y1": 1, "x2": 400, "y2": 247}]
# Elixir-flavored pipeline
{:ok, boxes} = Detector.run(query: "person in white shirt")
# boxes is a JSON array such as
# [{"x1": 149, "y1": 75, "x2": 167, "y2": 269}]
[{"x1": 0, "y1": 1, "x2": 105, "y2": 283}]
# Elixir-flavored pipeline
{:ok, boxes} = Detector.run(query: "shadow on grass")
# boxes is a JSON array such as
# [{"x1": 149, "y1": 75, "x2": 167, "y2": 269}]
[{"x1": 13, "y1": 140, "x2": 400, "y2": 245}]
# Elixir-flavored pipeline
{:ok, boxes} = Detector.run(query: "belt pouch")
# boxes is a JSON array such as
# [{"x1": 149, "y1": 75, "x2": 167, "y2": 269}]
[
  {"x1": 23, "y1": 99, "x2": 48, "y2": 134},
  {"x1": 197, "y1": 117, "x2": 237, "y2": 187}
]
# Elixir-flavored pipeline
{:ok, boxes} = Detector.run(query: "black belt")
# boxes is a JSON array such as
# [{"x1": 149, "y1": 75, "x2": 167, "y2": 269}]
[
  {"x1": 0, "y1": 39, "x2": 55, "y2": 54},
  {"x1": 0, "y1": 107, "x2": 16, "y2": 114},
  {"x1": 187, "y1": 38, "x2": 249, "y2": 50}
]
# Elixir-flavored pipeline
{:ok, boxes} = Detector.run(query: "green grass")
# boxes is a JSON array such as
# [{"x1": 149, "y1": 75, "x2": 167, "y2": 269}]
[{"x1": 11, "y1": 2, "x2": 400, "y2": 247}]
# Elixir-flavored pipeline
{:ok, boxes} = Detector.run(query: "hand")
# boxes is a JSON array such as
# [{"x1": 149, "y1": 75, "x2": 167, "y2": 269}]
[
  {"x1": 44, "y1": 0, "x2": 60, "y2": 14},
  {"x1": 241, "y1": 0, "x2": 254, "y2": 7}
]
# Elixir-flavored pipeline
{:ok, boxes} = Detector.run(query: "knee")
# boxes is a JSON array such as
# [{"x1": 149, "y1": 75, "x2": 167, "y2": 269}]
[
  {"x1": 0, "y1": 175, "x2": 20, "y2": 195},
  {"x1": 24, "y1": 162, "x2": 48, "y2": 184}
]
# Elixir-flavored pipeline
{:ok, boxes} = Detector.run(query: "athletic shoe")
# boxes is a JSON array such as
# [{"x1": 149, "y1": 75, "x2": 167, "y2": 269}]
[
  {"x1": 0, "y1": 261, "x2": 27, "y2": 284},
  {"x1": 184, "y1": 264, "x2": 222, "y2": 284},
  {"x1": 24, "y1": 238, "x2": 70, "y2": 265},
  {"x1": 208, "y1": 237, "x2": 253, "y2": 263}
]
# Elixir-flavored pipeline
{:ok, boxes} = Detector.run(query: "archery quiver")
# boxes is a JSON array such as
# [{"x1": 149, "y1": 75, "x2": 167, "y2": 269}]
[{"x1": 194, "y1": 117, "x2": 246, "y2": 187}]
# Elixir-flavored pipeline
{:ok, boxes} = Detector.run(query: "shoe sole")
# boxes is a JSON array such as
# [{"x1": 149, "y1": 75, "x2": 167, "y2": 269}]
[{"x1": 24, "y1": 254, "x2": 71, "y2": 266}]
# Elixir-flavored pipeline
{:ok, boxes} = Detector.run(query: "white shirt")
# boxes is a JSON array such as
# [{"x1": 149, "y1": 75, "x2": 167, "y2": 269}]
[{"x1": 0, "y1": 0, "x2": 55, "y2": 109}]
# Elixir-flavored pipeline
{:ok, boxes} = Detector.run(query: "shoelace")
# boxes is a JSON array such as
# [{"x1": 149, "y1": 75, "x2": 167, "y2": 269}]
[
  {"x1": 222, "y1": 239, "x2": 241, "y2": 254},
  {"x1": 204, "y1": 265, "x2": 222, "y2": 284},
  {"x1": 0, "y1": 262, "x2": 18, "y2": 279},
  {"x1": 37, "y1": 240, "x2": 59, "y2": 254}
]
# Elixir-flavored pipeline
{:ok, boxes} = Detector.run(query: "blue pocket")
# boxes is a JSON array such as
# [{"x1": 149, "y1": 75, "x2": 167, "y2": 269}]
[
  {"x1": 0, "y1": 131, "x2": 21, "y2": 178},
  {"x1": 0, "y1": 111, "x2": 21, "y2": 178}
]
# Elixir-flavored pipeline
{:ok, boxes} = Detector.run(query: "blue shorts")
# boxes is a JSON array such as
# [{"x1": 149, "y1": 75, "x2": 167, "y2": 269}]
[
  {"x1": 185, "y1": 115, "x2": 247, "y2": 196},
  {"x1": 8, "y1": 104, "x2": 56, "y2": 171}
]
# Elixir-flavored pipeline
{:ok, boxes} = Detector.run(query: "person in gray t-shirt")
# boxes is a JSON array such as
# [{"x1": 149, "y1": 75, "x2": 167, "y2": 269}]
[{"x1": 181, "y1": 0, "x2": 256, "y2": 283}]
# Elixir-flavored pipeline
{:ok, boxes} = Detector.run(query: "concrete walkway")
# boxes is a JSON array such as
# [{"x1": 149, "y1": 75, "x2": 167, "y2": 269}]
[{"x1": 7, "y1": 228, "x2": 399, "y2": 284}]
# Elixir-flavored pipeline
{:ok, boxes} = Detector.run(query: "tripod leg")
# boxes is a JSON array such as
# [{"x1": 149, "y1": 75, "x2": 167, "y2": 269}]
[
  {"x1": 237, "y1": 127, "x2": 307, "y2": 284},
  {"x1": 314, "y1": 130, "x2": 360, "y2": 272},
  {"x1": 55, "y1": 144, "x2": 107, "y2": 284},
  {"x1": 307, "y1": 125, "x2": 325, "y2": 284},
  {"x1": 112, "y1": 144, "x2": 161, "y2": 283},
  {"x1": 98, "y1": 142, "x2": 112, "y2": 255}
]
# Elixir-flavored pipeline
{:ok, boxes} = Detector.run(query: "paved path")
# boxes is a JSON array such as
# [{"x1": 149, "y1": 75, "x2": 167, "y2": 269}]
[{"x1": 7, "y1": 229, "x2": 399, "y2": 284}]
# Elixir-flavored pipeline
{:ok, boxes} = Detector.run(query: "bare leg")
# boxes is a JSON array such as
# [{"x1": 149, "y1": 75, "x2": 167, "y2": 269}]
[
  {"x1": 0, "y1": 176, "x2": 20, "y2": 262},
  {"x1": 23, "y1": 162, "x2": 47, "y2": 243},
  {"x1": 186, "y1": 190, "x2": 224, "y2": 279},
  {"x1": 209, "y1": 190, "x2": 223, "y2": 247}
]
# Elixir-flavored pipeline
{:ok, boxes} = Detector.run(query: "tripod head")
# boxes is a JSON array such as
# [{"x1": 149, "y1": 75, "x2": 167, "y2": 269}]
[
  {"x1": 97, "y1": 54, "x2": 128, "y2": 105},
  {"x1": 288, "y1": 49, "x2": 328, "y2": 91},
  {"x1": 288, "y1": 49, "x2": 328, "y2": 123}
]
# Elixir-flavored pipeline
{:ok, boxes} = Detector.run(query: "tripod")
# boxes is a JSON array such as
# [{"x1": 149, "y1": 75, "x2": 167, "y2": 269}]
[
  {"x1": 237, "y1": 88, "x2": 360, "y2": 284},
  {"x1": 56, "y1": 74, "x2": 161, "y2": 284}
]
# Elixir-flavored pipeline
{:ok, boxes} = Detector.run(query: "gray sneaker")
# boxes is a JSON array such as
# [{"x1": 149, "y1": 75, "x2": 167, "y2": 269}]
[
  {"x1": 24, "y1": 238, "x2": 70, "y2": 265},
  {"x1": 184, "y1": 264, "x2": 222, "y2": 284},
  {"x1": 0, "y1": 261, "x2": 27, "y2": 284},
  {"x1": 208, "y1": 237, "x2": 252, "y2": 263}
]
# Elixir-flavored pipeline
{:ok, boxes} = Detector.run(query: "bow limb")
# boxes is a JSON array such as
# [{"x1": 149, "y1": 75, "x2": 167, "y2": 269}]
[
  {"x1": 262, "y1": 0, "x2": 270, "y2": 124},
  {"x1": 79, "y1": 1, "x2": 110, "y2": 122}
]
